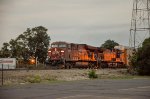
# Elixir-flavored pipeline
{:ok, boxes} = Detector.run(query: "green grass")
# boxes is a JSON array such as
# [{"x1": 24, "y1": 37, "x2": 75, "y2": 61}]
[
  {"x1": 25, "y1": 75, "x2": 42, "y2": 83},
  {"x1": 97, "y1": 74, "x2": 150, "y2": 80},
  {"x1": 88, "y1": 70, "x2": 98, "y2": 79},
  {"x1": 104, "y1": 75, "x2": 134, "y2": 79},
  {"x1": 24, "y1": 74, "x2": 58, "y2": 84},
  {"x1": 131, "y1": 75, "x2": 150, "y2": 79}
]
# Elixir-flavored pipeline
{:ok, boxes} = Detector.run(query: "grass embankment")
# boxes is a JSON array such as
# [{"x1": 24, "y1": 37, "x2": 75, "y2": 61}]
[
  {"x1": 0, "y1": 69, "x2": 149, "y2": 86},
  {"x1": 0, "y1": 69, "x2": 88, "y2": 86}
]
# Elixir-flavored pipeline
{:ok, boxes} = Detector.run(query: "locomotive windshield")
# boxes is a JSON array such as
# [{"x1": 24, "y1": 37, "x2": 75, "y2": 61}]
[
  {"x1": 51, "y1": 44, "x2": 58, "y2": 48},
  {"x1": 59, "y1": 44, "x2": 66, "y2": 48},
  {"x1": 51, "y1": 44, "x2": 66, "y2": 48}
]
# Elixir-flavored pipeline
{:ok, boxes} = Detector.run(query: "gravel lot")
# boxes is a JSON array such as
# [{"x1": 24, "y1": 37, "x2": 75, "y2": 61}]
[{"x1": 1, "y1": 78, "x2": 150, "y2": 99}]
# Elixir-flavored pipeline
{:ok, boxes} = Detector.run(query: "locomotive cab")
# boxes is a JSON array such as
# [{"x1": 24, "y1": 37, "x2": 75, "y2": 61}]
[{"x1": 47, "y1": 42, "x2": 68, "y2": 66}]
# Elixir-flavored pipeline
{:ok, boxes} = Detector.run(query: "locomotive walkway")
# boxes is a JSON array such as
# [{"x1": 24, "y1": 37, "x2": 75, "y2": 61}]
[{"x1": 0, "y1": 79, "x2": 150, "y2": 99}]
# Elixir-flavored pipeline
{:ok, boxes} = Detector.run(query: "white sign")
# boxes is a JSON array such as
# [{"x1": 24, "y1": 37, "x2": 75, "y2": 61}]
[{"x1": 0, "y1": 58, "x2": 16, "y2": 69}]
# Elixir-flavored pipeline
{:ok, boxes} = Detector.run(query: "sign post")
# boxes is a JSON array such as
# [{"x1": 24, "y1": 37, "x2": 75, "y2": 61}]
[
  {"x1": 0, "y1": 58, "x2": 16, "y2": 69},
  {"x1": 2, "y1": 64, "x2": 3, "y2": 86}
]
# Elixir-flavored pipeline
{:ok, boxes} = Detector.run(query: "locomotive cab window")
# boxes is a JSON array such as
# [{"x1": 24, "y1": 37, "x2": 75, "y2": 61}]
[
  {"x1": 68, "y1": 44, "x2": 71, "y2": 49},
  {"x1": 59, "y1": 44, "x2": 67, "y2": 48},
  {"x1": 51, "y1": 44, "x2": 58, "y2": 48},
  {"x1": 116, "y1": 50, "x2": 121, "y2": 58},
  {"x1": 116, "y1": 53, "x2": 120, "y2": 58}
]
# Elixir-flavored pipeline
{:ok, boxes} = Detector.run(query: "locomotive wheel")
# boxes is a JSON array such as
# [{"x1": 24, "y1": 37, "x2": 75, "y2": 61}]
[
  {"x1": 65, "y1": 63, "x2": 72, "y2": 69},
  {"x1": 57, "y1": 64, "x2": 65, "y2": 69},
  {"x1": 101, "y1": 63, "x2": 108, "y2": 68},
  {"x1": 88, "y1": 63, "x2": 95, "y2": 69}
]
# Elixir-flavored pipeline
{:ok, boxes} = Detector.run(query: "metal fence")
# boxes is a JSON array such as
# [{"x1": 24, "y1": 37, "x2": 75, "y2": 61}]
[
  {"x1": 0, "y1": 64, "x2": 48, "y2": 86},
  {"x1": 0, "y1": 64, "x2": 19, "y2": 86},
  {"x1": 0, "y1": 64, "x2": 4, "y2": 86}
]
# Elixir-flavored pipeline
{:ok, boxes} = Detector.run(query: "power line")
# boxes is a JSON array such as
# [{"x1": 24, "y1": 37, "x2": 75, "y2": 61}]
[{"x1": 129, "y1": 0, "x2": 150, "y2": 48}]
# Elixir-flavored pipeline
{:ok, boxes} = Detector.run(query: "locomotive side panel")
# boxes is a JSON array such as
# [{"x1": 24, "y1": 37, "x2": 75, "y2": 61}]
[
  {"x1": 102, "y1": 49, "x2": 127, "y2": 68},
  {"x1": 77, "y1": 44, "x2": 98, "y2": 62},
  {"x1": 64, "y1": 43, "x2": 78, "y2": 61}
]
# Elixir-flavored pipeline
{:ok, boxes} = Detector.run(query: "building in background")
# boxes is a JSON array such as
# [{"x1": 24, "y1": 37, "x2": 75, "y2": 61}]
[{"x1": 0, "y1": 58, "x2": 16, "y2": 69}]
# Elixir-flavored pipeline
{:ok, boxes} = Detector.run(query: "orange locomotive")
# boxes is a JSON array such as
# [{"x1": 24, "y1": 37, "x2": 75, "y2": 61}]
[
  {"x1": 101, "y1": 48, "x2": 127, "y2": 68},
  {"x1": 46, "y1": 41, "x2": 128, "y2": 68}
]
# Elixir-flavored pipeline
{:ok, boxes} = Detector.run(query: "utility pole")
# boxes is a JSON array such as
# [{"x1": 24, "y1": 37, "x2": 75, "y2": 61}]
[
  {"x1": 1, "y1": 64, "x2": 3, "y2": 86},
  {"x1": 130, "y1": 0, "x2": 150, "y2": 48}
]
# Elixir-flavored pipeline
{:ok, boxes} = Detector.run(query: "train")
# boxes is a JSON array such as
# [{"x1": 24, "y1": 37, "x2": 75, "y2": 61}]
[{"x1": 46, "y1": 41, "x2": 131, "y2": 69}]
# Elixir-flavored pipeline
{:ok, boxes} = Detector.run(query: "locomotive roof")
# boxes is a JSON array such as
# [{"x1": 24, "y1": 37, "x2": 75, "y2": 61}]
[
  {"x1": 84, "y1": 44, "x2": 97, "y2": 50},
  {"x1": 52, "y1": 41, "x2": 96, "y2": 47},
  {"x1": 51, "y1": 41, "x2": 70, "y2": 45},
  {"x1": 51, "y1": 41, "x2": 103, "y2": 51},
  {"x1": 78, "y1": 44, "x2": 100, "y2": 51}
]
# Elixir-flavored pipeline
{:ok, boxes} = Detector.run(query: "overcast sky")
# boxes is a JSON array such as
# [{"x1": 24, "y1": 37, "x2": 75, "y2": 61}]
[{"x1": 0, "y1": 0, "x2": 132, "y2": 48}]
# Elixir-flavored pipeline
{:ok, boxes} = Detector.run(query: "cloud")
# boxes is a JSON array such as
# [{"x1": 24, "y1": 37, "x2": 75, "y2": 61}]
[{"x1": 0, "y1": 0, "x2": 132, "y2": 48}]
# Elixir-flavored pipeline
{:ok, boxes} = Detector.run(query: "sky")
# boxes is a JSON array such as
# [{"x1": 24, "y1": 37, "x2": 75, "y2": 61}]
[{"x1": 0, "y1": 0, "x2": 133, "y2": 48}]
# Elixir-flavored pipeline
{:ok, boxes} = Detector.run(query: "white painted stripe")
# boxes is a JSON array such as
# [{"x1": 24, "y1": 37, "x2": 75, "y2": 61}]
[
  {"x1": 119, "y1": 86, "x2": 150, "y2": 91},
  {"x1": 57, "y1": 95, "x2": 93, "y2": 99},
  {"x1": 137, "y1": 86, "x2": 150, "y2": 89}
]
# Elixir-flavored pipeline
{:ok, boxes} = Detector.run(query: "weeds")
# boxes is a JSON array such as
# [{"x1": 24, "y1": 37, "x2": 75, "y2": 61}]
[
  {"x1": 88, "y1": 69, "x2": 98, "y2": 79},
  {"x1": 44, "y1": 75, "x2": 57, "y2": 81},
  {"x1": 25, "y1": 75, "x2": 41, "y2": 83}
]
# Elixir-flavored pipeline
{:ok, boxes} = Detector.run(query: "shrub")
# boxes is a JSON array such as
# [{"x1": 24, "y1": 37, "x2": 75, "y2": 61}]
[
  {"x1": 88, "y1": 70, "x2": 98, "y2": 79},
  {"x1": 25, "y1": 75, "x2": 41, "y2": 83},
  {"x1": 130, "y1": 37, "x2": 150, "y2": 75},
  {"x1": 45, "y1": 76, "x2": 57, "y2": 81}
]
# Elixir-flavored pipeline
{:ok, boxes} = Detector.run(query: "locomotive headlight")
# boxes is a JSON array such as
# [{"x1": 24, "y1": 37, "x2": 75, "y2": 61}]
[
  {"x1": 48, "y1": 51, "x2": 51, "y2": 53},
  {"x1": 30, "y1": 59, "x2": 35, "y2": 64},
  {"x1": 31, "y1": 59, "x2": 35, "y2": 63},
  {"x1": 61, "y1": 50, "x2": 64, "y2": 53}
]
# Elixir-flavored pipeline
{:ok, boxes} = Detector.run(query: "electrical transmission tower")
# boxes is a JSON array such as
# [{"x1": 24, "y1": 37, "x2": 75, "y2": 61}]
[{"x1": 130, "y1": 0, "x2": 150, "y2": 48}]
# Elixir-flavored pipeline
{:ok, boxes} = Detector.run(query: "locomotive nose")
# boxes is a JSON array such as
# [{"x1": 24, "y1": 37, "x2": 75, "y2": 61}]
[
  {"x1": 48, "y1": 48, "x2": 65, "y2": 60},
  {"x1": 51, "y1": 48, "x2": 61, "y2": 60},
  {"x1": 52, "y1": 48, "x2": 59, "y2": 54}
]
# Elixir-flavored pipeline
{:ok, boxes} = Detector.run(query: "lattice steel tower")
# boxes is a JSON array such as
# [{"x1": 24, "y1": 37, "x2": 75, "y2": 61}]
[{"x1": 130, "y1": 0, "x2": 150, "y2": 48}]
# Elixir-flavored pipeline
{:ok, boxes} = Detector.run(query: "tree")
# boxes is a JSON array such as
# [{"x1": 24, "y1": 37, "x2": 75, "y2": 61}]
[
  {"x1": 0, "y1": 26, "x2": 50, "y2": 63},
  {"x1": 130, "y1": 37, "x2": 150, "y2": 75},
  {"x1": 29, "y1": 26, "x2": 50, "y2": 62},
  {"x1": 19, "y1": 26, "x2": 50, "y2": 63},
  {"x1": 0, "y1": 42, "x2": 10, "y2": 57},
  {"x1": 101, "y1": 39, "x2": 119, "y2": 49},
  {"x1": 9, "y1": 39, "x2": 21, "y2": 58}
]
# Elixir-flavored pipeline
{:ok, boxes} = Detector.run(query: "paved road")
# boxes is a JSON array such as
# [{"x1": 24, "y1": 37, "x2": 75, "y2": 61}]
[{"x1": 0, "y1": 79, "x2": 150, "y2": 99}]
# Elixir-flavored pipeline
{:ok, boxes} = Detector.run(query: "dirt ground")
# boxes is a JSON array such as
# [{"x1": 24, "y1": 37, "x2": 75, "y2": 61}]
[{"x1": 0, "y1": 69, "x2": 137, "y2": 85}]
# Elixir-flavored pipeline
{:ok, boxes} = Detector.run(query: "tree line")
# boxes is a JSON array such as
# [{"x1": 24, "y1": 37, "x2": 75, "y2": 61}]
[{"x1": 0, "y1": 26, "x2": 50, "y2": 63}]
